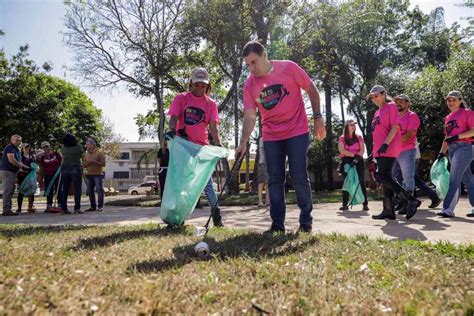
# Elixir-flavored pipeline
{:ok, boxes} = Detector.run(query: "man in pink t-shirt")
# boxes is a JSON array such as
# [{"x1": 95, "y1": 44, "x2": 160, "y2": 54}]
[
  {"x1": 391, "y1": 94, "x2": 420, "y2": 199},
  {"x1": 234, "y1": 41, "x2": 326, "y2": 234}
]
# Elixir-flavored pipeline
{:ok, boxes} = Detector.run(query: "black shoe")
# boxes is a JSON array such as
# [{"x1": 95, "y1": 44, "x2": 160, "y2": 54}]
[
  {"x1": 2, "y1": 211, "x2": 19, "y2": 216},
  {"x1": 16, "y1": 209, "x2": 22, "y2": 214},
  {"x1": 398, "y1": 207, "x2": 407, "y2": 215},
  {"x1": 211, "y1": 207, "x2": 224, "y2": 227},
  {"x1": 467, "y1": 213, "x2": 474, "y2": 217},
  {"x1": 362, "y1": 204, "x2": 369, "y2": 211},
  {"x1": 263, "y1": 227, "x2": 285, "y2": 236},
  {"x1": 62, "y1": 209, "x2": 73, "y2": 215},
  {"x1": 85, "y1": 208, "x2": 97, "y2": 212},
  {"x1": 437, "y1": 211, "x2": 455, "y2": 218},
  {"x1": 297, "y1": 225, "x2": 312, "y2": 233},
  {"x1": 339, "y1": 205, "x2": 349, "y2": 211},
  {"x1": 372, "y1": 197, "x2": 396, "y2": 220},
  {"x1": 405, "y1": 200, "x2": 419, "y2": 220},
  {"x1": 428, "y1": 197, "x2": 442, "y2": 209}
]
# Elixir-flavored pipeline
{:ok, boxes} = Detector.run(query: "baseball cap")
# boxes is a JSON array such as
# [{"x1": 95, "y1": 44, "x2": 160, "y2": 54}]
[
  {"x1": 394, "y1": 94, "x2": 410, "y2": 102},
  {"x1": 446, "y1": 91, "x2": 463, "y2": 99},
  {"x1": 41, "y1": 141, "x2": 50, "y2": 147},
  {"x1": 366, "y1": 85, "x2": 386, "y2": 99},
  {"x1": 191, "y1": 67, "x2": 209, "y2": 84},
  {"x1": 344, "y1": 119, "x2": 357, "y2": 126},
  {"x1": 23, "y1": 143, "x2": 30, "y2": 148}
]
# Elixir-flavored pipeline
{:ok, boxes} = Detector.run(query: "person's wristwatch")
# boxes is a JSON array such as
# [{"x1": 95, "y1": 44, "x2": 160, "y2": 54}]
[{"x1": 312, "y1": 112, "x2": 323, "y2": 120}]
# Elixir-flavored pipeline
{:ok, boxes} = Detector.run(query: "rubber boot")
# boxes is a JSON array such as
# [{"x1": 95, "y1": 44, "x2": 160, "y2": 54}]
[
  {"x1": 397, "y1": 189, "x2": 419, "y2": 220},
  {"x1": 211, "y1": 206, "x2": 224, "y2": 227},
  {"x1": 372, "y1": 196, "x2": 396, "y2": 220}
]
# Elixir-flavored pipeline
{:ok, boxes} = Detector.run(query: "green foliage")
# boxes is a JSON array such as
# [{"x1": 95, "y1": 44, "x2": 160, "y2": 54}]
[{"x1": 0, "y1": 46, "x2": 103, "y2": 149}]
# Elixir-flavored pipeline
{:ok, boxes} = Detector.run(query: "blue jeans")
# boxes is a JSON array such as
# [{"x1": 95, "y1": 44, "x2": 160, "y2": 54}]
[
  {"x1": 414, "y1": 161, "x2": 439, "y2": 201},
  {"x1": 263, "y1": 133, "x2": 313, "y2": 230},
  {"x1": 443, "y1": 142, "x2": 474, "y2": 214},
  {"x1": 60, "y1": 164, "x2": 83, "y2": 211},
  {"x1": 392, "y1": 148, "x2": 416, "y2": 192},
  {"x1": 203, "y1": 177, "x2": 218, "y2": 208},
  {"x1": 86, "y1": 175, "x2": 104, "y2": 209}
]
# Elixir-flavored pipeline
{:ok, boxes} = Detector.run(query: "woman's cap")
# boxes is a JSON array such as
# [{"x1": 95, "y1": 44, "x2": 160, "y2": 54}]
[
  {"x1": 344, "y1": 119, "x2": 357, "y2": 126},
  {"x1": 366, "y1": 85, "x2": 386, "y2": 99},
  {"x1": 191, "y1": 67, "x2": 209, "y2": 84},
  {"x1": 41, "y1": 141, "x2": 50, "y2": 148},
  {"x1": 446, "y1": 91, "x2": 463, "y2": 99}
]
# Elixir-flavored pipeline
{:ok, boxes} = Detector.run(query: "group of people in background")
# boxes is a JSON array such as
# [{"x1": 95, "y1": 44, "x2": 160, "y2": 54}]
[
  {"x1": 1, "y1": 133, "x2": 106, "y2": 216},
  {"x1": 338, "y1": 87, "x2": 474, "y2": 220}
]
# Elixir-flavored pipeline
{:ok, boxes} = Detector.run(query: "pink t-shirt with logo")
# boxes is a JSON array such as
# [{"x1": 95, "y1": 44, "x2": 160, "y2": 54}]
[
  {"x1": 398, "y1": 110, "x2": 420, "y2": 152},
  {"x1": 243, "y1": 60, "x2": 313, "y2": 141},
  {"x1": 168, "y1": 92, "x2": 220, "y2": 146},
  {"x1": 371, "y1": 102, "x2": 401, "y2": 158},
  {"x1": 444, "y1": 108, "x2": 474, "y2": 144},
  {"x1": 338, "y1": 135, "x2": 363, "y2": 158}
]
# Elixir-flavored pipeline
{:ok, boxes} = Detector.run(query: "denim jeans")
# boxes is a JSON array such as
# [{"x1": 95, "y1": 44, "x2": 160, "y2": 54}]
[
  {"x1": 203, "y1": 177, "x2": 218, "y2": 208},
  {"x1": 392, "y1": 148, "x2": 416, "y2": 192},
  {"x1": 414, "y1": 160, "x2": 439, "y2": 201},
  {"x1": 60, "y1": 164, "x2": 83, "y2": 211},
  {"x1": 263, "y1": 133, "x2": 313, "y2": 230},
  {"x1": 1, "y1": 170, "x2": 16, "y2": 212},
  {"x1": 86, "y1": 175, "x2": 104, "y2": 209},
  {"x1": 443, "y1": 142, "x2": 474, "y2": 214}
]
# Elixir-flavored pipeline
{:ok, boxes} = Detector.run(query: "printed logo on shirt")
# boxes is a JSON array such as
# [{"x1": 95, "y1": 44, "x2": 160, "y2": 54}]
[
  {"x1": 184, "y1": 106, "x2": 206, "y2": 125},
  {"x1": 371, "y1": 116, "x2": 381, "y2": 132},
  {"x1": 445, "y1": 120, "x2": 459, "y2": 136},
  {"x1": 259, "y1": 84, "x2": 290, "y2": 110}
]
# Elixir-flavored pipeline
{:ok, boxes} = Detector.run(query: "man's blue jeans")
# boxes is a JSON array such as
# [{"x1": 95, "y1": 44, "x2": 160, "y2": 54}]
[
  {"x1": 263, "y1": 133, "x2": 313, "y2": 230},
  {"x1": 60, "y1": 164, "x2": 83, "y2": 211},
  {"x1": 392, "y1": 148, "x2": 416, "y2": 192},
  {"x1": 443, "y1": 142, "x2": 474, "y2": 214},
  {"x1": 203, "y1": 177, "x2": 218, "y2": 208},
  {"x1": 86, "y1": 175, "x2": 104, "y2": 209}
]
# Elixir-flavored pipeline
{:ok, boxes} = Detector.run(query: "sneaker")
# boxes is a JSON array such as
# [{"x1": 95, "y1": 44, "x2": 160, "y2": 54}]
[
  {"x1": 362, "y1": 204, "x2": 369, "y2": 211},
  {"x1": 74, "y1": 209, "x2": 85, "y2": 214},
  {"x1": 263, "y1": 227, "x2": 285, "y2": 236},
  {"x1": 428, "y1": 197, "x2": 442, "y2": 209},
  {"x1": 97, "y1": 208, "x2": 103, "y2": 212},
  {"x1": 297, "y1": 225, "x2": 312, "y2": 234},
  {"x1": 339, "y1": 205, "x2": 349, "y2": 211},
  {"x1": 27, "y1": 206, "x2": 36, "y2": 213},
  {"x1": 85, "y1": 208, "x2": 97, "y2": 212},
  {"x1": 16, "y1": 209, "x2": 22, "y2": 214},
  {"x1": 2, "y1": 211, "x2": 19, "y2": 216},
  {"x1": 436, "y1": 211, "x2": 455, "y2": 218}
]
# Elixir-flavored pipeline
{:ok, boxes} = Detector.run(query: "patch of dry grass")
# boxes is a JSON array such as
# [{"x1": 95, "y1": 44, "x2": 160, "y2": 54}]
[{"x1": 0, "y1": 224, "x2": 472, "y2": 314}]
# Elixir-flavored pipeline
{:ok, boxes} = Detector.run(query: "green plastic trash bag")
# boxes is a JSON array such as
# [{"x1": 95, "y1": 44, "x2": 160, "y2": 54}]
[
  {"x1": 44, "y1": 166, "x2": 61, "y2": 197},
  {"x1": 430, "y1": 157, "x2": 450, "y2": 199},
  {"x1": 161, "y1": 137, "x2": 229, "y2": 225},
  {"x1": 18, "y1": 162, "x2": 39, "y2": 196},
  {"x1": 342, "y1": 164, "x2": 365, "y2": 206}
]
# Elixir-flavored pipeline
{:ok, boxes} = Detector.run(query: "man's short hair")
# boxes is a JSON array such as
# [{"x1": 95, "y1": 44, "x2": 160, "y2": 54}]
[
  {"x1": 11, "y1": 134, "x2": 21, "y2": 141},
  {"x1": 242, "y1": 41, "x2": 266, "y2": 58}
]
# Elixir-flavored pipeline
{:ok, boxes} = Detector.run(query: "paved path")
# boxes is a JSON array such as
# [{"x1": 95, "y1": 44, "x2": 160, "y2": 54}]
[{"x1": 1, "y1": 197, "x2": 473, "y2": 243}]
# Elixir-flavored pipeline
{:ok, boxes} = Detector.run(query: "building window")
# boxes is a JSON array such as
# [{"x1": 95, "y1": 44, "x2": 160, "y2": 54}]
[
  {"x1": 113, "y1": 171, "x2": 129, "y2": 179},
  {"x1": 119, "y1": 152, "x2": 130, "y2": 160}
]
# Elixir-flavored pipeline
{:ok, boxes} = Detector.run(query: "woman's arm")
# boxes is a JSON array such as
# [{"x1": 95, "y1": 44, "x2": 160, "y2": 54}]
[{"x1": 338, "y1": 141, "x2": 355, "y2": 157}]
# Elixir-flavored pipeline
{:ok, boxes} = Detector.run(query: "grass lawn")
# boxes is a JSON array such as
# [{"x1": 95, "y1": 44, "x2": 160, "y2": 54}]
[
  {"x1": 0, "y1": 224, "x2": 472, "y2": 314},
  {"x1": 106, "y1": 190, "x2": 381, "y2": 207}
]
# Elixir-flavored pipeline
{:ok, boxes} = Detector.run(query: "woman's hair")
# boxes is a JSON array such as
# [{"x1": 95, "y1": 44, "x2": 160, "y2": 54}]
[
  {"x1": 381, "y1": 91, "x2": 393, "y2": 103},
  {"x1": 242, "y1": 41, "x2": 266, "y2": 57},
  {"x1": 188, "y1": 80, "x2": 212, "y2": 96},
  {"x1": 343, "y1": 124, "x2": 359, "y2": 146},
  {"x1": 63, "y1": 133, "x2": 78, "y2": 147}
]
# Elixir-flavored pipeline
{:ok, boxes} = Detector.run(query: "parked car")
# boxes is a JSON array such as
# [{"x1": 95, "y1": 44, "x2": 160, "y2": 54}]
[{"x1": 128, "y1": 181, "x2": 156, "y2": 195}]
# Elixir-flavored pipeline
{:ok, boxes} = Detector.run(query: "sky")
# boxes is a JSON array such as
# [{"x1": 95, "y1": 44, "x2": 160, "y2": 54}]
[{"x1": 0, "y1": 0, "x2": 472, "y2": 143}]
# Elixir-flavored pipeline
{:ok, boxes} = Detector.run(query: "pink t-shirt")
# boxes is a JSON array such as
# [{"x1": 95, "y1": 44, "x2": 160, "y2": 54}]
[
  {"x1": 444, "y1": 108, "x2": 474, "y2": 144},
  {"x1": 371, "y1": 102, "x2": 401, "y2": 158},
  {"x1": 398, "y1": 110, "x2": 420, "y2": 152},
  {"x1": 243, "y1": 60, "x2": 313, "y2": 141},
  {"x1": 338, "y1": 135, "x2": 363, "y2": 158},
  {"x1": 168, "y1": 92, "x2": 220, "y2": 145}
]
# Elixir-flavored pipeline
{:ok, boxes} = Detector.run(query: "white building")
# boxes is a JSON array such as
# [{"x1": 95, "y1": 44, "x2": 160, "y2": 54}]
[{"x1": 105, "y1": 142, "x2": 160, "y2": 191}]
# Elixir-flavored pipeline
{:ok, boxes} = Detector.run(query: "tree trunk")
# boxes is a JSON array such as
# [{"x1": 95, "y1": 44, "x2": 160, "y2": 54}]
[
  {"x1": 325, "y1": 83, "x2": 334, "y2": 190},
  {"x1": 228, "y1": 88, "x2": 240, "y2": 194},
  {"x1": 245, "y1": 144, "x2": 250, "y2": 191}
]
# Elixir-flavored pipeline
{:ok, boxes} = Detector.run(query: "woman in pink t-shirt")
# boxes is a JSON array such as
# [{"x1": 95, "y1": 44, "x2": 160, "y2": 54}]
[
  {"x1": 167, "y1": 67, "x2": 223, "y2": 227},
  {"x1": 436, "y1": 91, "x2": 474, "y2": 218},
  {"x1": 337, "y1": 120, "x2": 368, "y2": 211},
  {"x1": 368, "y1": 85, "x2": 419, "y2": 221}
]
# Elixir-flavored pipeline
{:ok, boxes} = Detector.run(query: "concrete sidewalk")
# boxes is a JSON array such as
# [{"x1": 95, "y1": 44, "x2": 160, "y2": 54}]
[{"x1": 1, "y1": 198, "x2": 473, "y2": 243}]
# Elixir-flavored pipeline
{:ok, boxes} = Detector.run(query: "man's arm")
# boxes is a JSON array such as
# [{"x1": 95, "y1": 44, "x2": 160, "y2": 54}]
[
  {"x1": 209, "y1": 121, "x2": 222, "y2": 146},
  {"x1": 304, "y1": 82, "x2": 326, "y2": 141},
  {"x1": 169, "y1": 115, "x2": 179, "y2": 131},
  {"x1": 401, "y1": 130, "x2": 416, "y2": 142},
  {"x1": 7, "y1": 153, "x2": 23, "y2": 168},
  {"x1": 235, "y1": 109, "x2": 257, "y2": 158}
]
